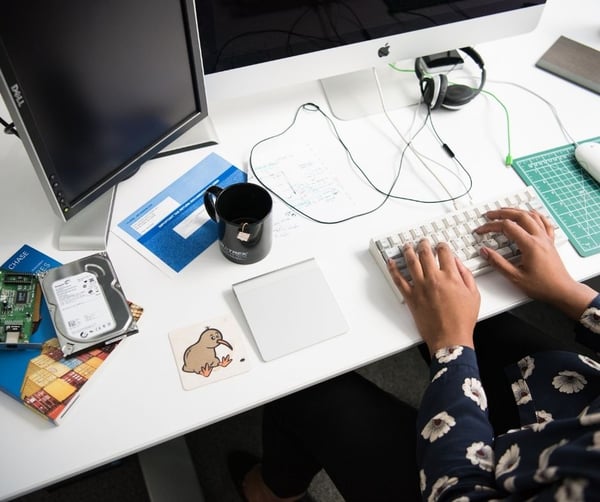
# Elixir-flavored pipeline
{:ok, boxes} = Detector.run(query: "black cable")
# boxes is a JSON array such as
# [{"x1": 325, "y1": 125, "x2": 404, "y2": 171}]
[
  {"x1": 422, "y1": 104, "x2": 474, "y2": 200},
  {"x1": 0, "y1": 115, "x2": 19, "y2": 137},
  {"x1": 248, "y1": 102, "x2": 472, "y2": 225},
  {"x1": 360, "y1": 104, "x2": 473, "y2": 203},
  {"x1": 249, "y1": 103, "x2": 403, "y2": 224}
]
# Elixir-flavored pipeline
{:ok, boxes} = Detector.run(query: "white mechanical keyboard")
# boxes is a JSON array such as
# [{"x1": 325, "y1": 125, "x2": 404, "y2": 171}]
[{"x1": 369, "y1": 187, "x2": 568, "y2": 302}]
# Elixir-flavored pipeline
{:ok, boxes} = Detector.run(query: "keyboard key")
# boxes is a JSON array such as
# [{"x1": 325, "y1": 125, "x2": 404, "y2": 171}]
[{"x1": 369, "y1": 187, "x2": 568, "y2": 303}]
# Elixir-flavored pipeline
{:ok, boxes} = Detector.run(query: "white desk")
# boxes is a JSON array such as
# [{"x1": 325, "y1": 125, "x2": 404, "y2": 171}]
[{"x1": 1, "y1": 0, "x2": 599, "y2": 499}]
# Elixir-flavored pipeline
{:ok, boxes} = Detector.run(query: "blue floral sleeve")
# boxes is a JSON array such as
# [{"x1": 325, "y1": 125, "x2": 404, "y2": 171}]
[
  {"x1": 416, "y1": 293, "x2": 600, "y2": 501},
  {"x1": 416, "y1": 346, "x2": 500, "y2": 501},
  {"x1": 575, "y1": 293, "x2": 600, "y2": 354}
]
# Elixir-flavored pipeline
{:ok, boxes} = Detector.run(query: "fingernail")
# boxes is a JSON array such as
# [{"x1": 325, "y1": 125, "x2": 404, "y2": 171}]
[{"x1": 480, "y1": 247, "x2": 489, "y2": 259}]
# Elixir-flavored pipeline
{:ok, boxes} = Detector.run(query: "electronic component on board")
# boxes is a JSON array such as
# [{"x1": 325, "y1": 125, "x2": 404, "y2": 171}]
[
  {"x1": 0, "y1": 270, "x2": 43, "y2": 349},
  {"x1": 39, "y1": 252, "x2": 137, "y2": 356}
]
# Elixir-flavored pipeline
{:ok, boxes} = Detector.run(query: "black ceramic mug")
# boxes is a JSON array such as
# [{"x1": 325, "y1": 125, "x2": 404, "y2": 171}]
[{"x1": 204, "y1": 183, "x2": 273, "y2": 264}]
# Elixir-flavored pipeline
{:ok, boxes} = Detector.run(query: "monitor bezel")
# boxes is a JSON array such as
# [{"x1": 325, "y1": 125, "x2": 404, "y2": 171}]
[
  {"x1": 201, "y1": 3, "x2": 546, "y2": 104},
  {"x1": 0, "y1": 0, "x2": 210, "y2": 223}
]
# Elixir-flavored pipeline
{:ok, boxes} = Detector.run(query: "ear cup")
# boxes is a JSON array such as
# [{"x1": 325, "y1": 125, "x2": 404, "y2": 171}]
[
  {"x1": 414, "y1": 47, "x2": 486, "y2": 110},
  {"x1": 420, "y1": 74, "x2": 448, "y2": 110},
  {"x1": 442, "y1": 83, "x2": 477, "y2": 109}
]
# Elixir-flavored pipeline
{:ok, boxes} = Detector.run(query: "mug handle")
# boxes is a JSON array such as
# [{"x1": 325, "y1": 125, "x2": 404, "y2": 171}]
[{"x1": 204, "y1": 185, "x2": 223, "y2": 221}]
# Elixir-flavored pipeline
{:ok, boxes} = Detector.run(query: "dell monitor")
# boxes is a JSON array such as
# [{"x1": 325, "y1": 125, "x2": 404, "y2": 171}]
[
  {"x1": 0, "y1": 0, "x2": 215, "y2": 250},
  {"x1": 197, "y1": 0, "x2": 546, "y2": 118}
]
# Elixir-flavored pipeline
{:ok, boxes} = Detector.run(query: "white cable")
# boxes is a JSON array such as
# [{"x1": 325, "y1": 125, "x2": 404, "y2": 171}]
[
  {"x1": 489, "y1": 78, "x2": 591, "y2": 236},
  {"x1": 371, "y1": 67, "x2": 470, "y2": 207},
  {"x1": 486, "y1": 79, "x2": 577, "y2": 145}
]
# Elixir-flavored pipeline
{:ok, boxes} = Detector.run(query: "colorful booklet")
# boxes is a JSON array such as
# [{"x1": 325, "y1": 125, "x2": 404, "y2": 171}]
[{"x1": 0, "y1": 245, "x2": 142, "y2": 424}]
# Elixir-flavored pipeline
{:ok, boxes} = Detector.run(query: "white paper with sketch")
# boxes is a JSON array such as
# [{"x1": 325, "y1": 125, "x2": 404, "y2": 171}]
[{"x1": 248, "y1": 104, "x2": 383, "y2": 233}]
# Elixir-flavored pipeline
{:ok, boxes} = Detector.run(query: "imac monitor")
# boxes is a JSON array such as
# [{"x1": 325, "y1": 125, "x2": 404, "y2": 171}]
[
  {"x1": 197, "y1": 0, "x2": 546, "y2": 117},
  {"x1": 0, "y1": 0, "x2": 214, "y2": 250}
]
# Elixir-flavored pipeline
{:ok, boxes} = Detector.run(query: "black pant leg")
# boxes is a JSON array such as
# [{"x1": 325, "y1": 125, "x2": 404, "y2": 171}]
[
  {"x1": 261, "y1": 371, "x2": 420, "y2": 502},
  {"x1": 473, "y1": 312, "x2": 581, "y2": 435},
  {"x1": 417, "y1": 311, "x2": 581, "y2": 435}
]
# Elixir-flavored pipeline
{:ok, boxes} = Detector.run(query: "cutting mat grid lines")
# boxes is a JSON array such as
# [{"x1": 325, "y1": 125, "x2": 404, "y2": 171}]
[{"x1": 512, "y1": 137, "x2": 600, "y2": 257}]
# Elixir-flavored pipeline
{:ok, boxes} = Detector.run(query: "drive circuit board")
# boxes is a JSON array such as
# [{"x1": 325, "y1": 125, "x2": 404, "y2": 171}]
[{"x1": 0, "y1": 270, "x2": 42, "y2": 348}]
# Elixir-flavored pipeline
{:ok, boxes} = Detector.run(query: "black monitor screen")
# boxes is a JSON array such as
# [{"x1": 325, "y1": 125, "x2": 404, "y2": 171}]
[
  {"x1": 0, "y1": 0, "x2": 206, "y2": 219},
  {"x1": 196, "y1": 0, "x2": 545, "y2": 74}
]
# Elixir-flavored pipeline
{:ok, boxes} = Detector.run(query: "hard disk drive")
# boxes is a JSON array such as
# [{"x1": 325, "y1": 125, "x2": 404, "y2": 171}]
[{"x1": 39, "y1": 252, "x2": 137, "y2": 356}]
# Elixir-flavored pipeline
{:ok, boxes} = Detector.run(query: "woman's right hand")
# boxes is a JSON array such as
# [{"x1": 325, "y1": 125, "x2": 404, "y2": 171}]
[
  {"x1": 475, "y1": 208, "x2": 597, "y2": 320},
  {"x1": 387, "y1": 240, "x2": 480, "y2": 355}
]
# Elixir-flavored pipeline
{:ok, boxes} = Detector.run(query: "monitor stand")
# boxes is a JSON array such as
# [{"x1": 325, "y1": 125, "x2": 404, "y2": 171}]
[
  {"x1": 154, "y1": 116, "x2": 219, "y2": 158},
  {"x1": 58, "y1": 187, "x2": 116, "y2": 251},
  {"x1": 57, "y1": 116, "x2": 219, "y2": 251},
  {"x1": 320, "y1": 63, "x2": 422, "y2": 121}
]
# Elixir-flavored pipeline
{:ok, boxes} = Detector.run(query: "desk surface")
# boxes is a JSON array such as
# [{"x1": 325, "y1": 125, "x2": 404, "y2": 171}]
[{"x1": 1, "y1": 1, "x2": 600, "y2": 499}]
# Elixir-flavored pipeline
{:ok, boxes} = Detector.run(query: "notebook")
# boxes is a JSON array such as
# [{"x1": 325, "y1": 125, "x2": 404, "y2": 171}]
[
  {"x1": 536, "y1": 36, "x2": 600, "y2": 94},
  {"x1": 232, "y1": 258, "x2": 348, "y2": 361}
]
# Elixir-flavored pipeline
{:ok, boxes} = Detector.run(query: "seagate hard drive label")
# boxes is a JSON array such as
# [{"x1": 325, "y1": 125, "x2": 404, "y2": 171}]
[
  {"x1": 39, "y1": 252, "x2": 137, "y2": 356},
  {"x1": 51, "y1": 271, "x2": 116, "y2": 340}
]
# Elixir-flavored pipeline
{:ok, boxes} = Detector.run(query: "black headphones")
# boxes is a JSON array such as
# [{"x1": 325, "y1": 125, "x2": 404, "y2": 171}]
[{"x1": 414, "y1": 46, "x2": 486, "y2": 110}]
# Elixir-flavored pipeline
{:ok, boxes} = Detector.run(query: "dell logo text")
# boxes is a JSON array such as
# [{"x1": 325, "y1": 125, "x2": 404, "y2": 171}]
[{"x1": 10, "y1": 83, "x2": 24, "y2": 107}]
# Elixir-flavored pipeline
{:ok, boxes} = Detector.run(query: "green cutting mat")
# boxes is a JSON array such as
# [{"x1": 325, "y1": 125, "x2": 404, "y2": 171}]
[{"x1": 512, "y1": 137, "x2": 600, "y2": 257}]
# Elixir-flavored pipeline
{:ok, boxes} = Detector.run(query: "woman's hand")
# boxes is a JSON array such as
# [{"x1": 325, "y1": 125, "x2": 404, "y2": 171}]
[
  {"x1": 475, "y1": 208, "x2": 596, "y2": 319},
  {"x1": 387, "y1": 240, "x2": 480, "y2": 355}
]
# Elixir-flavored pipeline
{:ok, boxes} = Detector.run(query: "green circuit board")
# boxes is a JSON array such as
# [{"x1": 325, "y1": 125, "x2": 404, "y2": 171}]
[{"x1": 0, "y1": 269, "x2": 42, "y2": 348}]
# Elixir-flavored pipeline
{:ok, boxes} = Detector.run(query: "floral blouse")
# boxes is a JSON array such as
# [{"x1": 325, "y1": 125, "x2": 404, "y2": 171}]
[{"x1": 416, "y1": 298, "x2": 600, "y2": 501}]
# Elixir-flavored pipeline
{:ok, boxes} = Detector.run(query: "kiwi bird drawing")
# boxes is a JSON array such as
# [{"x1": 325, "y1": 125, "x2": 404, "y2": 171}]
[{"x1": 182, "y1": 326, "x2": 233, "y2": 377}]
